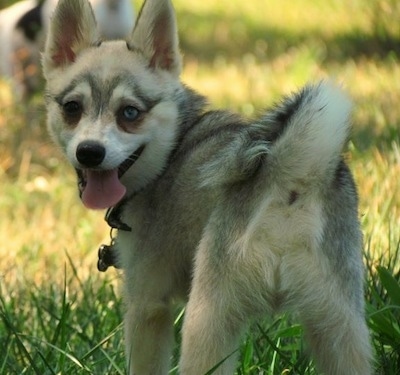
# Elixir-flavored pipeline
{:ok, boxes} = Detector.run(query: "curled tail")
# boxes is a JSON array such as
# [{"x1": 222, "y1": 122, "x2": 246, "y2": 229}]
[
  {"x1": 264, "y1": 81, "x2": 352, "y2": 186},
  {"x1": 199, "y1": 81, "x2": 352, "y2": 188}
]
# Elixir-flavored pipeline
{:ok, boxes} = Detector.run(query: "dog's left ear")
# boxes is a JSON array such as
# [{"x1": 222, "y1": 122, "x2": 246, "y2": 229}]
[
  {"x1": 42, "y1": 0, "x2": 98, "y2": 76},
  {"x1": 128, "y1": 0, "x2": 181, "y2": 76}
]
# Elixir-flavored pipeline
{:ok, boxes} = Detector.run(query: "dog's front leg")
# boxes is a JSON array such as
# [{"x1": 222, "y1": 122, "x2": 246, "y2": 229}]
[
  {"x1": 124, "y1": 298, "x2": 173, "y2": 375},
  {"x1": 121, "y1": 242, "x2": 174, "y2": 375}
]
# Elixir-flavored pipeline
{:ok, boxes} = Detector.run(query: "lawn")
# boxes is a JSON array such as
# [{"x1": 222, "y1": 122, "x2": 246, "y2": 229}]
[{"x1": 0, "y1": 0, "x2": 399, "y2": 373}]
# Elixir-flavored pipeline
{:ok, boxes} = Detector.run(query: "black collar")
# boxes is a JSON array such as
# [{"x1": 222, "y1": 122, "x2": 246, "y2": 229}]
[
  {"x1": 105, "y1": 199, "x2": 132, "y2": 231},
  {"x1": 98, "y1": 200, "x2": 131, "y2": 272}
]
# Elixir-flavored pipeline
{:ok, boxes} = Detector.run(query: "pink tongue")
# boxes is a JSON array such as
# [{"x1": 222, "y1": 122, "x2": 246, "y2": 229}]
[{"x1": 81, "y1": 169, "x2": 126, "y2": 210}]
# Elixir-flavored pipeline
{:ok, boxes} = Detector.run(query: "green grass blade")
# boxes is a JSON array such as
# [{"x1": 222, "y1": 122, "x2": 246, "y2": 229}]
[
  {"x1": 203, "y1": 349, "x2": 239, "y2": 375},
  {"x1": 377, "y1": 266, "x2": 400, "y2": 306}
]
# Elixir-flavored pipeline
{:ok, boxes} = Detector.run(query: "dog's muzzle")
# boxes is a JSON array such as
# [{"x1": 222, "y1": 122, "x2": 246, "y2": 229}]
[
  {"x1": 75, "y1": 145, "x2": 145, "y2": 198},
  {"x1": 75, "y1": 144, "x2": 145, "y2": 210}
]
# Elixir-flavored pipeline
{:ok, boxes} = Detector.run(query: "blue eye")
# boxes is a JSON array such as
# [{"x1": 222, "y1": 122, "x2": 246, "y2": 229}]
[
  {"x1": 117, "y1": 105, "x2": 143, "y2": 131},
  {"x1": 121, "y1": 106, "x2": 140, "y2": 121}
]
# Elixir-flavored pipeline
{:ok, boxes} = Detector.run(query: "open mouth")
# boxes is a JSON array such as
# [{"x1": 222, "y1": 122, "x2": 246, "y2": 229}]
[{"x1": 76, "y1": 145, "x2": 145, "y2": 210}]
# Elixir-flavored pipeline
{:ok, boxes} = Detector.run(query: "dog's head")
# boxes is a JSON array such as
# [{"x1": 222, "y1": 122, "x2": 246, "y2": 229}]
[{"x1": 43, "y1": 0, "x2": 185, "y2": 209}]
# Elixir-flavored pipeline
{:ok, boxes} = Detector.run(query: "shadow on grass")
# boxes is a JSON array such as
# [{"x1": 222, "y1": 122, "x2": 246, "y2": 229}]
[
  {"x1": 178, "y1": 9, "x2": 400, "y2": 64},
  {"x1": 353, "y1": 122, "x2": 399, "y2": 153}
]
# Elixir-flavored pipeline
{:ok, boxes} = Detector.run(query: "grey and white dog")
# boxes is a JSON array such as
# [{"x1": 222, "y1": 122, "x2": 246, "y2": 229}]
[{"x1": 43, "y1": 0, "x2": 373, "y2": 374}]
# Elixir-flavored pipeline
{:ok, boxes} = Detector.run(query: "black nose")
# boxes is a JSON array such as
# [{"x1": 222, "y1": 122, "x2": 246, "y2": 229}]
[{"x1": 76, "y1": 141, "x2": 106, "y2": 168}]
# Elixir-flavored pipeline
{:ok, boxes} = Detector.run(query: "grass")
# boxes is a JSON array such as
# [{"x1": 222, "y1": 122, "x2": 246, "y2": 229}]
[{"x1": 1, "y1": 0, "x2": 399, "y2": 373}]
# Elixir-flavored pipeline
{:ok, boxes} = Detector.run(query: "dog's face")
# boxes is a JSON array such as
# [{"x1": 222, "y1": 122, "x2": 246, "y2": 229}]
[{"x1": 43, "y1": 0, "x2": 182, "y2": 209}]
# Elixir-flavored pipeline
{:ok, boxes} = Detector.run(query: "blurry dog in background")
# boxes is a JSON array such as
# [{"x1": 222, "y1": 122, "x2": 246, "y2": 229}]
[
  {"x1": 43, "y1": 0, "x2": 373, "y2": 374},
  {"x1": 0, "y1": 0, "x2": 135, "y2": 97}
]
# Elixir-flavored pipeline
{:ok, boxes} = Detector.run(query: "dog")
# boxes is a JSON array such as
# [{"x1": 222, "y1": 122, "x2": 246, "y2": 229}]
[
  {"x1": 0, "y1": 0, "x2": 134, "y2": 97},
  {"x1": 43, "y1": 0, "x2": 373, "y2": 373},
  {"x1": 0, "y1": 0, "x2": 41, "y2": 96}
]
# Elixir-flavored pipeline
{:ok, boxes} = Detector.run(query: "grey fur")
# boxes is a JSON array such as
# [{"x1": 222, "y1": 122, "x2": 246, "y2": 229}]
[{"x1": 43, "y1": 0, "x2": 373, "y2": 374}]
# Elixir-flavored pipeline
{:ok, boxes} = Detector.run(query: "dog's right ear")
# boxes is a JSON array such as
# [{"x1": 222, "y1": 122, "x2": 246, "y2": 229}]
[{"x1": 42, "y1": 0, "x2": 98, "y2": 77}]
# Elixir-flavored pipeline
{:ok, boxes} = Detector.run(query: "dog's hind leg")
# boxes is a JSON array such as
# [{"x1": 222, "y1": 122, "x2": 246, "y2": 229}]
[
  {"x1": 179, "y1": 230, "x2": 250, "y2": 375},
  {"x1": 288, "y1": 262, "x2": 373, "y2": 375},
  {"x1": 300, "y1": 296, "x2": 372, "y2": 375},
  {"x1": 180, "y1": 275, "x2": 245, "y2": 375}
]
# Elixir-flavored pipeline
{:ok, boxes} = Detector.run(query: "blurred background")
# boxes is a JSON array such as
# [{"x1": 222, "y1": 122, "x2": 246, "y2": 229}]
[{"x1": 0, "y1": 0, "x2": 399, "y2": 373}]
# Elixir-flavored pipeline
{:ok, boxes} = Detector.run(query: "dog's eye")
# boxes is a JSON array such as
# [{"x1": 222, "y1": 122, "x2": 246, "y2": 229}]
[
  {"x1": 121, "y1": 106, "x2": 140, "y2": 121},
  {"x1": 117, "y1": 105, "x2": 142, "y2": 132},
  {"x1": 63, "y1": 101, "x2": 82, "y2": 115},
  {"x1": 62, "y1": 101, "x2": 83, "y2": 125}
]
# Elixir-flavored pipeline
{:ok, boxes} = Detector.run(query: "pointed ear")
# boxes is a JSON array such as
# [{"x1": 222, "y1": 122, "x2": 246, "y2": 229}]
[
  {"x1": 128, "y1": 0, "x2": 181, "y2": 75},
  {"x1": 42, "y1": 0, "x2": 98, "y2": 76}
]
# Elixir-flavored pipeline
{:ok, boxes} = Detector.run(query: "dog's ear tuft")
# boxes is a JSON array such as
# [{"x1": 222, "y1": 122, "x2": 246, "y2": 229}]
[
  {"x1": 128, "y1": 0, "x2": 181, "y2": 75},
  {"x1": 42, "y1": 0, "x2": 98, "y2": 76}
]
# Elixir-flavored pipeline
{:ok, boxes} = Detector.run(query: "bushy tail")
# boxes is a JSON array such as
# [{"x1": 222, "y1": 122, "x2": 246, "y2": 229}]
[
  {"x1": 199, "y1": 81, "x2": 352, "y2": 188},
  {"x1": 263, "y1": 81, "x2": 352, "y2": 186}
]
